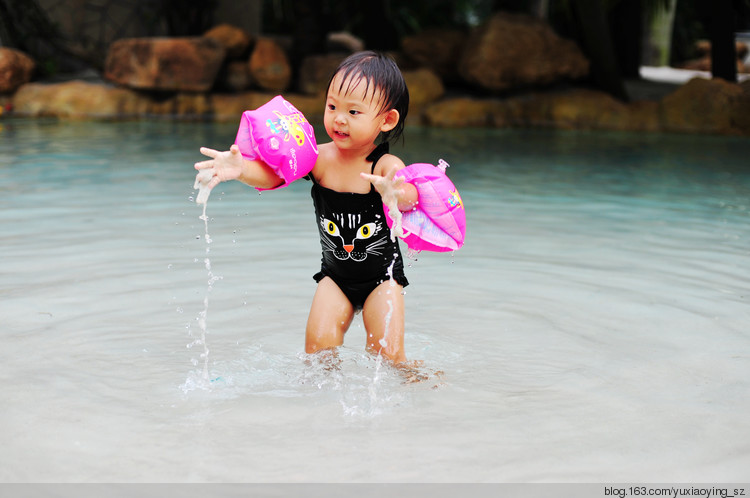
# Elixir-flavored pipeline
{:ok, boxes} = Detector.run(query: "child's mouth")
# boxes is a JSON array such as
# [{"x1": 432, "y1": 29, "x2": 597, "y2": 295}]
[{"x1": 334, "y1": 131, "x2": 349, "y2": 138}]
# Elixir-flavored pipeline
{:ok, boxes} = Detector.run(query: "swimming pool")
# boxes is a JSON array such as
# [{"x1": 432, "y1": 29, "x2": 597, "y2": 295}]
[{"x1": 1, "y1": 118, "x2": 748, "y2": 482}]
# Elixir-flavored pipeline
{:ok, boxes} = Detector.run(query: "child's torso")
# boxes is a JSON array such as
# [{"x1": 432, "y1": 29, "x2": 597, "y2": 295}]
[{"x1": 309, "y1": 143, "x2": 403, "y2": 283}]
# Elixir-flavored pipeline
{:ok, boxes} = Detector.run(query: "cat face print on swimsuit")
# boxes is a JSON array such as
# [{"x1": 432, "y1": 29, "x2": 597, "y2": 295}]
[{"x1": 319, "y1": 212, "x2": 388, "y2": 262}]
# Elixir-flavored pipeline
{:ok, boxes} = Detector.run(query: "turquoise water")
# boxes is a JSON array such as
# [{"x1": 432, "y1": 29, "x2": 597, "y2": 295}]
[{"x1": 1, "y1": 118, "x2": 749, "y2": 482}]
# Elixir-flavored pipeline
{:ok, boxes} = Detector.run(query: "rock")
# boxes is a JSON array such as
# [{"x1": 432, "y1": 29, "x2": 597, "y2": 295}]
[
  {"x1": 211, "y1": 92, "x2": 322, "y2": 123},
  {"x1": 9, "y1": 79, "x2": 325, "y2": 122},
  {"x1": 424, "y1": 89, "x2": 661, "y2": 132},
  {"x1": 520, "y1": 89, "x2": 660, "y2": 132},
  {"x1": 327, "y1": 32, "x2": 364, "y2": 53},
  {"x1": 104, "y1": 37, "x2": 226, "y2": 92},
  {"x1": 625, "y1": 100, "x2": 661, "y2": 133},
  {"x1": 0, "y1": 48, "x2": 36, "y2": 94},
  {"x1": 11, "y1": 80, "x2": 144, "y2": 118},
  {"x1": 403, "y1": 68, "x2": 445, "y2": 120},
  {"x1": 147, "y1": 92, "x2": 213, "y2": 118},
  {"x1": 203, "y1": 24, "x2": 253, "y2": 59},
  {"x1": 424, "y1": 97, "x2": 506, "y2": 127},
  {"x1": 659, "y1": 77, "x2": 747, "y2": 134},
  {"x1": 210, "y1": 92, "x2": 275, "y2": 122},
  {"x1": 12, "y1": 80, "x2": 213, "y2": 119},
  {"x1": 249, "y1": 38, "x2": 292, "y2": 92},
  {"x1": 731, "y1": 80, "x2": 750, "y2": 133},
  {"x1": 458, "y1": 12, "x2": 589, "y2": 92},
  {"x1": 283, "y1": 93, "x2": 324, "y2": 121},
  {"x1": 402, "y1": 29, "x2": 466, "y2": 81},
  {"x1": 298, "y1": 53, "x2": 346, "y2": 96},
  {"x1": 217, "y1": 60, "x2": 254, "y2": 92}
]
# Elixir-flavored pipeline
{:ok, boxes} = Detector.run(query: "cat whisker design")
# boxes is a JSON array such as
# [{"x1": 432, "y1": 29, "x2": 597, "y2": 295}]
[{"x1": 319, "y1": 213, "x2": 387, "y2": 262}]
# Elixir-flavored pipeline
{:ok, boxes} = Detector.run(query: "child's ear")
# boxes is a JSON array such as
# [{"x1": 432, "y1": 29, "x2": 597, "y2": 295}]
[{"x1": 380, "y1": 109, "x2": 400, "y2": 132}]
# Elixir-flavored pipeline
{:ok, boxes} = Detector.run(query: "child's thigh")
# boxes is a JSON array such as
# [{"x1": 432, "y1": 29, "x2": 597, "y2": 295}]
[
  {"x1": 305, "y1": 276, "x2": 354, "y2": 353},
  {"x1": 362, "y1": 280, "x2": 405, "y2": 363}
]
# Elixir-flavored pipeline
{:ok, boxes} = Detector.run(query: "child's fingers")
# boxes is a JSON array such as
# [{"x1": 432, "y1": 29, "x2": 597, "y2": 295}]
[
  {"x1": 194, "y1": 159, "x2": 214, "y2": 170},
  {"x1": 361, "y1": 171, "x2": 403, "y2": 188},
  {"x1": 199, "y1": 146, "x2": 219, "y2": 158},
  {"x1": 208, "y1": 176, "x2": 222, "y2": 189},
  {"x1": 360, "y1": 172, "x2": 378, "y2": 183}
]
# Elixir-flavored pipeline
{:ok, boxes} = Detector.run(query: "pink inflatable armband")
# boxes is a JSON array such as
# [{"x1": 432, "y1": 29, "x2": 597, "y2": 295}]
[
  {"x1": 384, "y1": 160, "x2": 466, "y2": 252},
  {"x1": 234, "y1": 95, "x2": 318, "y2": 190}
]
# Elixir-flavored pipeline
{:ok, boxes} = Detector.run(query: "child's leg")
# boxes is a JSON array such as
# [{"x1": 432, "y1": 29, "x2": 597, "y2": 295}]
[
  {"x1": 362, "y1": 280, "x2": 406, "y2": 364},
  {"x1": 305, "y1": 276, "x2": 355, "y2": 354}
]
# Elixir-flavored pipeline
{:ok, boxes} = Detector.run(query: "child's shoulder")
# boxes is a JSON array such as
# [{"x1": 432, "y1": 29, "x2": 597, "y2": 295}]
[
  {"x1": 313, "y1": 142, "x2": 336, "y2": 167},
  {"x1": 373, "y1": 152, "x2": 406, "y2": 176}
]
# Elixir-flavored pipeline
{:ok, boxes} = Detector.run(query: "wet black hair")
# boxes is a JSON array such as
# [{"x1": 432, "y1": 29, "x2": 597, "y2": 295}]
[{"x1": 326, "y1": 51, "x2": 409, "y2": 143}]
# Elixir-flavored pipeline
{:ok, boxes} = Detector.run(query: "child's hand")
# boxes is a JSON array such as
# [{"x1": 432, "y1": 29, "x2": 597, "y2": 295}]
[
  {"x1": 361, "y1": 168, "x2": 405, "y2": 206},
  {"x1": 361, "y1": 169, "x2": 406, "y2": 240},
  {"x1": 194, "y1": 144, "x2": 245, "y2": 190}
]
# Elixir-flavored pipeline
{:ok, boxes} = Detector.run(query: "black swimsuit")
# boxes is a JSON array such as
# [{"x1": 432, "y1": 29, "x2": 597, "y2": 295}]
[{"x1": 309, "y1": 142, "x2": 408, "y2": 309}]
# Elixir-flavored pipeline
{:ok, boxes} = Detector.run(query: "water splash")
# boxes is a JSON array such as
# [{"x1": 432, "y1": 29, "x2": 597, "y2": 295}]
[
  {"x1": 182, "y1": 185, "x2": 222, "y2": 392},
  {"x1": 193, "y1": 169, "x2": 214, "y2": 205},
  {"x1": 382, "y1": 184, "x2": 405, "y2": 242}
]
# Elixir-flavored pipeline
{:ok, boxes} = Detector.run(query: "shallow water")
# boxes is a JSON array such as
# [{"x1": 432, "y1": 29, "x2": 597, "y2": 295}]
[{"x1": 1, "y1": 119, "x2": 749, "y2": 482}]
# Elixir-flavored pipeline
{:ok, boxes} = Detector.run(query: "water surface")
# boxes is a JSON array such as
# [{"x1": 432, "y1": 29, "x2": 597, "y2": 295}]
[{"x1": 1, "y1": 119, "x2": 748, "y2": 482}]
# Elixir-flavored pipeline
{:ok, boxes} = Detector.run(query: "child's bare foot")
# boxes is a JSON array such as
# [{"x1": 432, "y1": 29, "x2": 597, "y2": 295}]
[{"x1": 396, "y1": 360, "x2": 445, "y2": 387}]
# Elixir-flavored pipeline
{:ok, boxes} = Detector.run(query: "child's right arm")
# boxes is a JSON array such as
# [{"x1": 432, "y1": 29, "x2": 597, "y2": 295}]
[{"x1": 194, "y1": 144, "x2": 283, "y2": 190}]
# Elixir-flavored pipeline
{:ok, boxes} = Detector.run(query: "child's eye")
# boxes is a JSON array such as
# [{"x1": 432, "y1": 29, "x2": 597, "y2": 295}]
[
  {"x1": 327, "y1": 104, "x2": 336, "y2": 111},
  {"x1": 349, "y1": 110, "x2": 360, "y2": 115}
]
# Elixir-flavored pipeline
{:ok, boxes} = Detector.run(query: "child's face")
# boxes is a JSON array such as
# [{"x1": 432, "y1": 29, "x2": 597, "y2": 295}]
[{"x1": 324, "y1": 74, "x2": 398, "y2": 152}]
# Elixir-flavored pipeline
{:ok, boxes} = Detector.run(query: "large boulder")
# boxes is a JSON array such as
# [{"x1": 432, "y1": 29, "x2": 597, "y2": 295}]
[
  {"x1": 503, "y1": 89, "x2": 659, "y2": 131},
  {"x1": 248, "y1": 38, "x2": 292, "y2": 92},
  {"x1": 424, "y1": 97, "x2": 507, "y2": 128},
  {"x1": 458, "y1": 12, "x2": 589, "y2": 92},
  {"x1": 298, "y1": 53, "x2": 346, "y2": 96},
  {"x1": 0, "y1": 48, "x2": 36, "y2": 94},
  {"x1": 12, "y1": 81, "x2": 144, "y2": 118},
  {"x1": 423, "y1": 90, "x2": 661, "y2": 132},
  {"x1": 11, "y1": 80, "x2": 218, "y2": 119},
  {"x1": 659, "y1": 77, "x2": 749, "y2": 134},
  {"x1": 211, "y1": 92, "x2": 322, "y2": 122},
  {"x1": 403, "y1": 68, "x2": 445, "y2": 120},
  {"x1": 402, "y1": 29, "x2": 466, "y2": 81},
  {"x1": 203, "y1": 24, "x2": 253, "y2": 59},
  {"x1": 104, "y1": 37, "x2": 226, "y2": 92}
]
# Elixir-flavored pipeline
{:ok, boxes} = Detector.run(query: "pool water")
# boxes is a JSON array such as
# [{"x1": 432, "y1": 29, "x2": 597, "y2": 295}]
[{"x1": 1, "y1": 118, "x2": 749, "y2": 482}]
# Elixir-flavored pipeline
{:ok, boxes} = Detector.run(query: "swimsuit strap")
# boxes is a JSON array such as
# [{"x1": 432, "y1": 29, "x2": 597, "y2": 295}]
[{"x1": 366, "y1": 142, "x2": 390, "y2": 174}]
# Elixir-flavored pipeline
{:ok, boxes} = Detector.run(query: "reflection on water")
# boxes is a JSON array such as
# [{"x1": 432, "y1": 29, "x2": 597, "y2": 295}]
[{"x1": 1, "y1": 118, "x2": 749, "y2": 482}]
